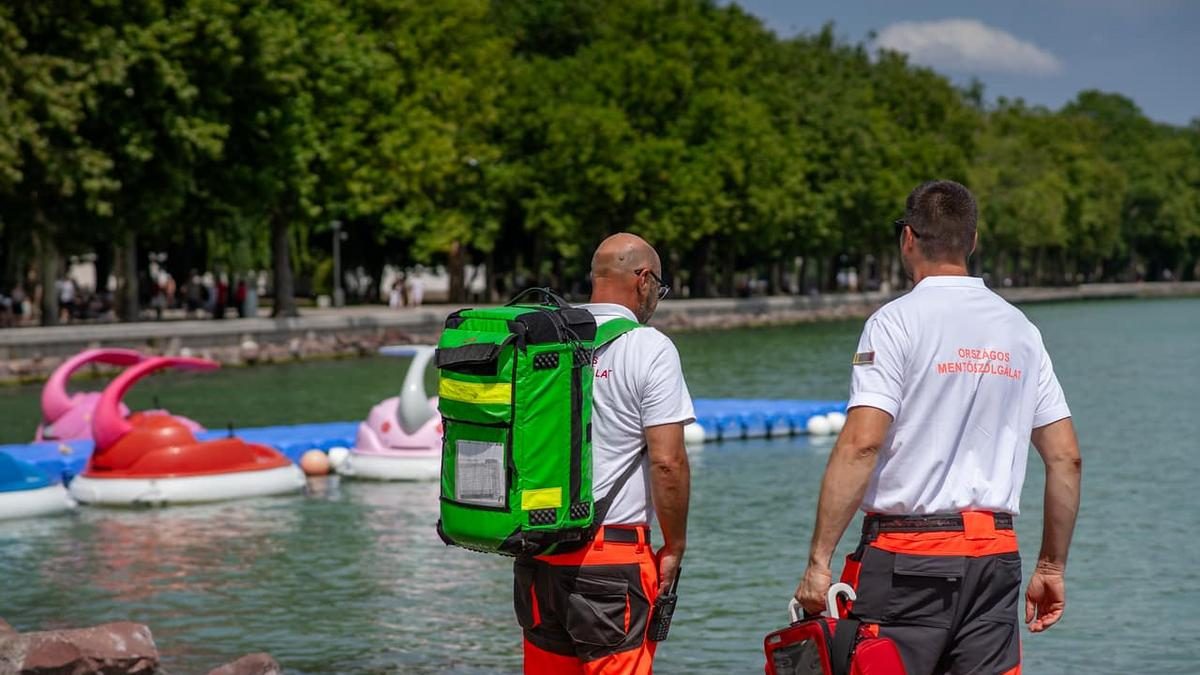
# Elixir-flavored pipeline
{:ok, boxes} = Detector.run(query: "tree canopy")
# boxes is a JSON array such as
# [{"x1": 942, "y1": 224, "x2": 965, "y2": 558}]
[{"x1": 1, "y1": 0, "x2": 1197, "y2": 323}]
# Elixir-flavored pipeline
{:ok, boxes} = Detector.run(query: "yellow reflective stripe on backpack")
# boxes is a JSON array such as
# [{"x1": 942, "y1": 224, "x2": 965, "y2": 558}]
[
  {"x1": 438, "y1": 377, "x2": 512, "y2": 404},
  {"x1": 521, "y1": 487, "x2": 562, "y2": 511}
]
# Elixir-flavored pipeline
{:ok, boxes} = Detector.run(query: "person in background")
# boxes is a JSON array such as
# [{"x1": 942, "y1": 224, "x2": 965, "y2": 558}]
[
  {"x1": 407, "y1": 274, "x2": 424, "y2": 307},
  {"x1": 389, "y1": 276, "x2": 405, "y2": 309},
  {"x1": 234, "y1": 279, "x2": 247, "y2": 318},
  {"x1": 0, "y1": 292, "x2": 12, "y2": 328},
  {"x1": 11, "y1": 285, "x2": 26, "y2": 325},
  {"x1": 795, "y1": 180, "x2": 1082, "y2": 674},
  {"x1": 57, "y1": 275, "x2": 77, "y2": 323},
  {"x1": 214, "y1": 274, "x2": 228, "y2": 320},
  {"x1": 184, "y1": 270, "x2": 202, "y2": 318}
]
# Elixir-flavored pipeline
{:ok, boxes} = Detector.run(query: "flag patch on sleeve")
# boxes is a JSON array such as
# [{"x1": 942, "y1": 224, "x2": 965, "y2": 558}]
[{"x1": 852, "y1": 351, "x2": 875, "y2": 366}]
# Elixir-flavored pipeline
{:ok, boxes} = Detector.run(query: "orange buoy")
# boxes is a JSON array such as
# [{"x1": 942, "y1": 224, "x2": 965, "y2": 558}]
[{"x1": 300, "y1": 449, "x2": 330, "y2": 476}]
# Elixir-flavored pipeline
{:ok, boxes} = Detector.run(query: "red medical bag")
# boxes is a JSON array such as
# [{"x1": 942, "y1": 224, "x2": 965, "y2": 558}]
[{"x1": 763, "y1": 584, "x2": 906, "y2": 675}]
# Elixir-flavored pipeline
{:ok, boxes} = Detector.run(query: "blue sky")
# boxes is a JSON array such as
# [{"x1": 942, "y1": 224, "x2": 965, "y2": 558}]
[{"x1": 730, "y1": 0, "x2": 1199, "y2": 126}]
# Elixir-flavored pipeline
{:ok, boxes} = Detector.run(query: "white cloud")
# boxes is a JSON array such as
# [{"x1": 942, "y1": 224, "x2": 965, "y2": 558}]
[{"x1": 875, "y1": 19, "x2": 1063, "y2": 77}]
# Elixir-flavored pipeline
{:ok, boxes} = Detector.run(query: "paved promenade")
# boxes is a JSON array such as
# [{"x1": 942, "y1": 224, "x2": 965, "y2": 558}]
[{"x1": 1, "y1": 281, "x2": 1197, "y2": 362}]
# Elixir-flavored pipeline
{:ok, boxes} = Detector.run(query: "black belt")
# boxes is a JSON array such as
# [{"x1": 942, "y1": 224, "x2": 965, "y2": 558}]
[
  {"x1": 863, "y1": 512, "x2": 1013, "y2": 536},
  {"x1": 600, "y1": 526, "x2": 649, "y2": 544}
]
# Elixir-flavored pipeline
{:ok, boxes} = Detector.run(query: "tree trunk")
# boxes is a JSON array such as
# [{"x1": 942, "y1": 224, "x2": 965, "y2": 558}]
[
  {"x1": 448, "y1": 240, "x2": 466, "y2": 304},
  {"x1": 94, "y1": 244, "x2": 114, "y2": 297},
  {"x1": 721, "y1": 243, "x2": 736, "y2": 296},
  {"x1": 690, "y1": 241, "x2": 711, "y2": 298},
  {"x1": 825, "y1": 255, "x2": 840, "y2": 292},
  {"x1": 551, "y1": 253, "x2": 566, "y2": 297},
  {"x1": 271, "y1": 214, "x2": 298, "y2": 317},
  {"x1": 486, "y1": 248, "x2": 500, "y2": 302},
  {"x1": 667, "y1": 249, "x2": 681, "y2": 298},
  {"x1": 767, "y1": 261, "x2": 782, "y2": 296},
  {"x1": 116, "y1": 231, "x2": 139, "y2": 321},
  {"x1": 33, "y1": 230, "x2": 59, "y2": 327},
  {"x1": 0, "y1": 229, "x2": 11, "y2": 293},
  {"x1": 1, "y1": 223, "x2": 28, "y2": 293}
]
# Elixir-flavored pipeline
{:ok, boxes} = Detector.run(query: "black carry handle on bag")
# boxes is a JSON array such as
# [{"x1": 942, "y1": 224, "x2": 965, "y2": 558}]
[
  {"x1": 505, "y1": 287, "x2": 570, "y2": 307},
  {"x1": 647, "y1": 566, "x2": 682, "y2": 642}
]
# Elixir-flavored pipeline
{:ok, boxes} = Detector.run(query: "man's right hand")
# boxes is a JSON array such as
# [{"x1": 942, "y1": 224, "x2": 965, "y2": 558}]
[
  {"x1": 656, "y1": 545, "x2": 684, "y2": 595},
  {"x1": 795, "y1": 563, "x2": 833, "y2": 616},
  {"x1": 1025, "y1": 564, "x2": 1066, "y2": 632}
]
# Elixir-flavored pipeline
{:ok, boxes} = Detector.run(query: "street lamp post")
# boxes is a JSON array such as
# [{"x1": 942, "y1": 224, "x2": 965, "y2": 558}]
[{"x1": 331, "y1": 220, "x2": 345, "y2": 308}]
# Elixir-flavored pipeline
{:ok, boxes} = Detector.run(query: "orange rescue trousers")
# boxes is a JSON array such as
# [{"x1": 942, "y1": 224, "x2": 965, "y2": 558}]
[{"x1": 515, "y1": 525, "x2": 660, "y2": 675}]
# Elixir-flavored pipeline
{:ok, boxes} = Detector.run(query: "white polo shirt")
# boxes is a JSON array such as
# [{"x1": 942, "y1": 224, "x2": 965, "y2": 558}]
[
  {"x1": 848, "y1": 276, "x2": 1071, "y2": 515},
  {"x1": 580, "y1": 303, "x2": 695, "y2": 525}
]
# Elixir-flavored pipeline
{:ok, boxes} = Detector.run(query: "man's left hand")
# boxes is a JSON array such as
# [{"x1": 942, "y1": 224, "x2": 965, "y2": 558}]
[{"x1": 795, "y1": 563, "x2": 833, "y2": 616}]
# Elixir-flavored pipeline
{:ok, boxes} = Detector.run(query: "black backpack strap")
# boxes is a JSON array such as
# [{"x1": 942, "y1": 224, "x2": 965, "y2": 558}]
[
  {"x1": 830, "y1": 618, "x2": 861, "y2": 675},
  {"x1": 591, "y1": 446, "x2": 646, "y2": 527}
]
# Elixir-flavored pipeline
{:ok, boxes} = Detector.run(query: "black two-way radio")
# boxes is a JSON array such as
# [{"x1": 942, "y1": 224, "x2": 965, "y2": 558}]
[{"x1": 647, "y1": 566, "x2": 682, "y2": 642}]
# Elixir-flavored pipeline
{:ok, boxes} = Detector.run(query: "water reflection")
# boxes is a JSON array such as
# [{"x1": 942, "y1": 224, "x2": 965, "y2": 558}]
[
  {"x1": 349, "y1": 479, "x2": 520, "y2": 673},
  {"x1": 0, "y1": 301, "x2": 1196, "y2": 672},
  {"x1": 55, "y1": 502, "x2": 302, "y2": 603}
]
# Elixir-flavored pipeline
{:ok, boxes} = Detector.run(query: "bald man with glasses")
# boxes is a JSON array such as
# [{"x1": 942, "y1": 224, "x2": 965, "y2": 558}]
[{"x1": 514, "y1": 233, "x2": 692, "y2": 675}]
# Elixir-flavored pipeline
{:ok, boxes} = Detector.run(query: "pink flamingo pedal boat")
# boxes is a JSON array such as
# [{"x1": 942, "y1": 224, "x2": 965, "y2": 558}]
[
  {"x1": 339, "y1": 345, "x2": 442, "y2": 481},
  {"x1": 37, "y1": 348, "x2": 204, "y2": 443}
]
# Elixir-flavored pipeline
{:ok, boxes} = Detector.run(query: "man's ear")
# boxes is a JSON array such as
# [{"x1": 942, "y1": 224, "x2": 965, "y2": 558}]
[{"x1": 971, "y1": 230, "x2": 979, "y2": 256}]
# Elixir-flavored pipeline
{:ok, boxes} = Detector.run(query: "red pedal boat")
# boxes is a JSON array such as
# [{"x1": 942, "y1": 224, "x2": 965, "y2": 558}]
[{"x1": 68, "y1": 357, "x2": 304, "y2": 506}]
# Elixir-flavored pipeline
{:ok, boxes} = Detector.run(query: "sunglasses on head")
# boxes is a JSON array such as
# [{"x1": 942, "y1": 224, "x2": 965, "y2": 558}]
[{"x1": 893, "y1": 218, "x2": 925, "y2": 240}]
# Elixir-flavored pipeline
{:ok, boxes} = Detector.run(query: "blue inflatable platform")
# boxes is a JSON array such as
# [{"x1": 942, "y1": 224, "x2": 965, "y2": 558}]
[
  {"x1": 0, "y1": 422, "x2": 359, "y2": 486},
  {"x1": 0, "y1": 451, "x2": 55, "y2": 493},
  {"x1": 0, "y1": 399, "x2": 846, "y2": 484},
  {"x1": 693, "y1": 398, "x2": 846, "y2": 441}
]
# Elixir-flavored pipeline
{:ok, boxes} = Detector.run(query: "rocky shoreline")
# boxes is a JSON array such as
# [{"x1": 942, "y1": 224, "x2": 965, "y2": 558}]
[
  {"x1": 0, "y1": 618, "x2": 280, "y2": 674},
  {"x1": 0, "y1": 329, "x2": 428, "y2": 386},
  {"x1": 1, "y1": 282, "x2": 1197, "y2": 385}
]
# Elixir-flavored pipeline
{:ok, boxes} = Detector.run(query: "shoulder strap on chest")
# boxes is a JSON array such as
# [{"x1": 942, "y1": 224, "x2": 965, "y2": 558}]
[
  {"x1": 587, "y1": 317, "x2": 642, "y2": 529},
  {"x1": 593, "y1": 317, "x2": 641, "y2": 349},
  {"x1": 591, "y1": 445, "x2": 646, "y2": 527}
]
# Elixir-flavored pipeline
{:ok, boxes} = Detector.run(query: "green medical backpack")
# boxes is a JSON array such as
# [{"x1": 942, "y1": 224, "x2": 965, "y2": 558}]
[{"x1": 434, "y1": 289, "x2": 640, "y2": 557}]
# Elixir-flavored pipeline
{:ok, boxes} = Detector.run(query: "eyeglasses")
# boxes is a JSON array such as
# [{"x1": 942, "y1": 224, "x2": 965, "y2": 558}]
[
  {"x1": 893, "y1": 218, "x2": 924, "y2": 241},
  {"x1": 635, "y1": 269, "x2": 670, "y2": 300}
]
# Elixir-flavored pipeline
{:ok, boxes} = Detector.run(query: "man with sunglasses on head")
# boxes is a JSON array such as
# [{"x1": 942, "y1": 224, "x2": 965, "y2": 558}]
[
  {"x1": 795, "y1": 180, "x2": 1082, "y2": 674},
  {"x1": 515, "y1": 232, "x2": 692, "y2": 674}
]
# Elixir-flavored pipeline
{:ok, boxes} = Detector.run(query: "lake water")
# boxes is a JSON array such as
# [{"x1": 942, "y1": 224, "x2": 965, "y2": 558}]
[{"x1": 1, "y1": 298, "x2": 1198, "y2": 673}]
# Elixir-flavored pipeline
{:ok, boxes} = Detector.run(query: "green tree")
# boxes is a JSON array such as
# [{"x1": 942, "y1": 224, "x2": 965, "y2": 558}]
[{"x1": 0, "y1": 3, "x2": 124, "y2": 324}]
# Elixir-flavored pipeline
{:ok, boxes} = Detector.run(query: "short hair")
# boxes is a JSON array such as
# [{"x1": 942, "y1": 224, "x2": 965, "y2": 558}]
[{"x1": 904, "y1": 180, "x2": 977, "y2": 263}]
